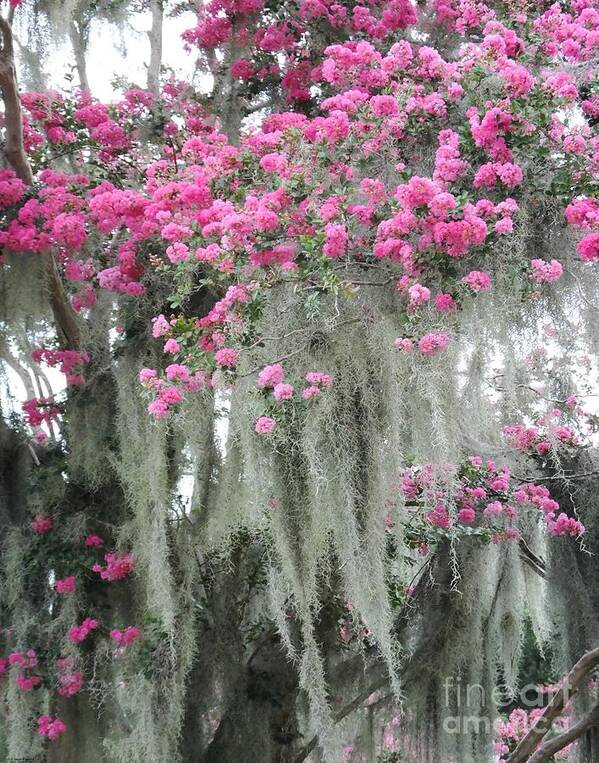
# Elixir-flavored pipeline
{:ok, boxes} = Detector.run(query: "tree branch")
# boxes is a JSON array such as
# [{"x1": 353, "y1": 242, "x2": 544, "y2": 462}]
[
  {"x1": 507, "y1": 646, "x2": 599, "y2": 763},
  {"x1": 0, "y1": 15, "x2": 80, "y2": 348},
  {"x1": 0, "y1": 16, "x2": 32, "y2": 185},
  {"x1": 146, "y1": 0, "x2": 163, "y2": 96},
  {"x1": 527, "y1": 705, "x2": 599, "y2": 763}
]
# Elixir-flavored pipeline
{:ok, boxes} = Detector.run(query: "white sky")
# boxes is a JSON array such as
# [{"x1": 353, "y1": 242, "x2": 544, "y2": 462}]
[{"x1": 14, "y1": 8, "x2": 198, "y2": 98}]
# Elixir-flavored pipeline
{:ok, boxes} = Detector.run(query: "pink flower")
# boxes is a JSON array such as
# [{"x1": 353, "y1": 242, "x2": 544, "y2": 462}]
[
  {"x1": 577, "y1": 233, "x2": 599, "y2": 262},
  {"x1": 462, "y1": 270, "x2": 491, "y2": 291},
  {"x1": 16, "y1": 674, "x2": 42, "y2": 691},
  {"x1": 273, "y1": 383, "x2": 294, "y2": 401},
  {"x1": 214, "y1": 347, "x2": 238, "y2": 368},
  {"x1": 31, "y1": 514, "x2": 52, "y2": 534},
  {"x1": 110, "y1": 626, "x2": 142, "y2": 646},
  {"x1": 302, "y1": 385, "x2": 321, "y2": 399},
  {"x1": 260, "y1": 153, "x2": 288, "y2": 173},
  {"x1": 547, "y1": 513, "x2": 585, "y2": 538},
  {"x1": 494, "y1": 217, "x2": 513, "y2": 234},
  {"x1": 55, "y1": 576, "x2": 76, "y2": 594},
  {"x1": 394, "y1": 337, "x2": 414, "y2": 352},
  {"x1": 530, "y1": 259, "x2": 563, "y2": 283},
  {"x1": 407, "y1": 283, "x2": 431, "y2": 307},
  {"x1": 323, "y1": 223, "x2": 348, "y2": 259},
  {"x1": 166, "y1": 242, "x2": 190, "y2": 263},
  {"x1": 370, "y1": 95, "x2": 400, "y2": 117},
  {"x1": 93, "y1": 552, "x2": 136, "y2": 581},
  {"x1": 58, "y1": 670, "x2": 83, "y2": 697},
  {"x1": 165, "y1": 364, "x2": 190, "y2": 382},
  {"x1": 255, "y1": 416, "x2": 276, "y2": 434},
  {"x1": 151, "y1": 314, "x2": 170, "y2": 338},
  {"x1": 435, "y1": 293, "x2": 457, "y2": 312},
  {"x1": 85, "y1": 534, "x2": 104, "y2": 548},
  {"x1": 484, "y1": 501, "x2": 504, "y2": 518},
  {"x1": 163, "y1": 338, "x2": 180, "y2": 354},
  {"x1": 457, "y1": 507, "x2": 476, "y2": 524},
  {"x1": 257, "y1": 364, "x2": 285, "y2": 388},
  {"x1": 418, "y1": 332, "x2": 450, "y2": 356},
  {"x1": 496, "y1": 162, "x2": 523, "y2": 187},
  {"x1": 67, "y1": 618, "x2": 99, "y2": 644},
  {"x1": 37, "y1": 715, "x2": 67, "y2": 740},
  {"x1": 139, "y1": 368, "x2": 157, "y2": 385},
  {"x1": 304, "y1": 371, "x2": 333, "y2": 388}
]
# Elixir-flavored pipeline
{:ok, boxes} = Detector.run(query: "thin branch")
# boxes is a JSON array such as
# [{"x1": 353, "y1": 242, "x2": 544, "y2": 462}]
[
  {"x1": 516, "y1": 472, "x2": 599, "y2": 483},
  {"x1": 528, "y1": 705, "x2": 599, "y2": 763},
  {"x1": 293, "y1": 671, "x2": 389, "y2": 763}
]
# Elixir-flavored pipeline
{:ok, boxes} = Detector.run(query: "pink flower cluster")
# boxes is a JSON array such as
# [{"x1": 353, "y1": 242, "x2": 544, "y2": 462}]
[
  {"x1": 254, "y1": 367, "x2": 333, "y2": 432},
  {"x1": 85, "y1": 533, "x2": 104, "y2": 547},
  {"x1": 31, "y1": 514, "x2": 53, "y2": 534},
  {"x1": 395, "y1": 331, "x2": 452, "y2": 356},
  {"x1": 503, "y1": 422, "x2": 576, "y2": 455},
  {"x1": 22, "y1": 398, "x2": 60, "y2": 428},
  {"x1": 398, "y1": 456, "x2": 579, "y2": 542},
  {"x1": 67, "y1": 618, "x2": 99, "y2": 644},
  {"x1": 55, "y1": 576, "x2": 76, "y2": 594},
  {"x1": 57, "y1": 659, "x2": 83, "y2": 697},
  {"x1": 565, "y1": 197, "x2": 599, "y2": 262},
  {"x1": 8, "y1": 649, "x2": 38, "y2": 669},
  {"x1": 9, "y1": 649, "x2": 42, "y2": 692},
  {"x1": 141, "y1": 365, "x2": 211, "y2": 417},
  {"x1": 110, "y1": 626, "x2": 142, "y2": 646},
  {"x1": 93, "y1": 552, "x2": 136, "y2": 581},
  {"x1": 37, "y1": 715, "x2": 67, "y2": 740},
  {"x1": 494, "y1": 707, "x2": 573, "y2": 762},
  {"x1": 16, "y1": 674, "x2": 42, "y2": 691},
  {"x1": 530, "y1": 259, "x2": 563, "y2": 283},
  {"x1": 31, "y1": 347, "x2": 90, "y2": 386}
]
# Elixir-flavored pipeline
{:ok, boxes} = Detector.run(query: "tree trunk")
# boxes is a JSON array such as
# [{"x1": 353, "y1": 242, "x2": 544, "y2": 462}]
[
  {"x1": 69, "y1": 19, "x2": 90, "y2": 92},
  {"x1": 147, "y1": 0, "x2": 163, "y2": 97}
]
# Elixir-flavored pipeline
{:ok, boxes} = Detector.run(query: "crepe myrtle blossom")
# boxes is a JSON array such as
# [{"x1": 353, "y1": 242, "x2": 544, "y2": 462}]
[
  {"x1": 399, "y1": 456, "x2": 582, "y2": 542},
  {"x1": 530, "y1": 258, "x2": 563, "y2": 283},
  {"x1": 461, "y1": 270, "x2": 491, "y2": 291},
  {"x1": 577, "y1": 233, "x2": 599, "y2": 262},
  {"x1": 55, "y1": 576, "x2": 76, "y2": 594},
  {"x1": 37, "y1": 716, "x2": 67, "y2": 740},
  {"x1": 418, "y1": 332, "x2": 451, "y2": 355},
  {"x1": 31, "y1": 514, "x2": 53, "y2": 534},
  {"x1": 85, "y1": 534, "x2": 104, "y2": 548},
  {"x1": 58, "y1": 670, "x2": 83, "y2": 697},
  {"x1": 16, "y1": 674, "x2": 42, "y2": 691},
  {"x1": 93, "y1": 552, "x2": 136, "y2": 581},
  {"x1": 257, "y1": 364, "x2": 285, "y2": 388},
  {"x1": 255, "y1": 416, "x2": 276, "y2": 434},
  {"x1": 67, "y1": 618, "x2": 99, "y2": 644},
  {"x1": 214, "y1": 347, "x2": 238, "y2": 367},
  {"x1": 163, "y1": 338, "x2": 180, "y2": 354},
  {"x1": 273, "y1": 382, "x2": 294, "y2": 400},
  {"x1": 8, "y1": 650, "x2": 37, "y2": 669},
  {"x1": 394, "y1": 337, "x2": 415, "y2": 352},
  {"x1": 305, "y1": 372, "x2": 333, "y2": 388},
  {"x1": 110, "y1": 626, "x2": 142, "y2": 646}
]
